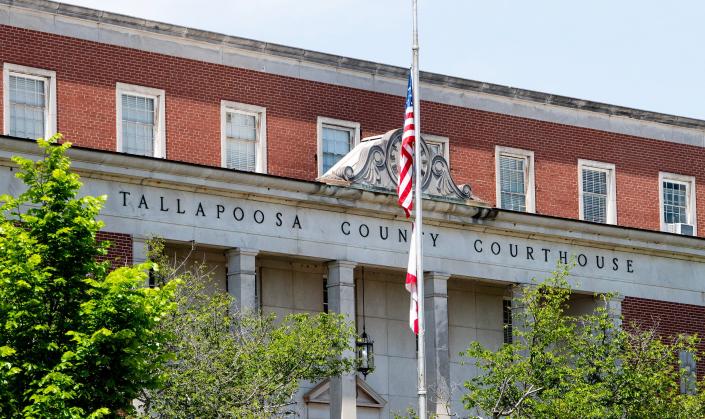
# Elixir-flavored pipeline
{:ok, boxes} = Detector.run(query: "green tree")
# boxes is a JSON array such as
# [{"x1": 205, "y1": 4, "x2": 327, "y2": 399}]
[
  {"x1": 139, "y1": 240, "x2": 358, "y2": 418},
  {"x1": 0, "y1": 136, "x2": 177, "y2": 418},
  {"x1": 463, "y1": 263, "x2": 705, "y2": 418}
]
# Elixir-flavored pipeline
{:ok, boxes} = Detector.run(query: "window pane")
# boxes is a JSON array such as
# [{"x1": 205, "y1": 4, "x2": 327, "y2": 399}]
[
  {"x1": 225, "y1": 111, "x2": 258, "y2": 171},
  {"x1": 428, "y1": 142, "x2": 442, "y2": 158},
  {"x1": 9, "y1": 75, "x2": 46, "y2": 139},
  {"x1": 226, "y1": 138, "x2": 256, "y2": 172},
  {"x1": 582, "y1": 168, "x2": 608, "y2": 223},
  {"x1": 121, "y1": 94, "x2": 155, "y2": 156},
  {"x1": 663, "y1": 181, "x2": 688, "y2": 225},
  {"x1": 503, "y1": 300, "x2": 513, "y2": 345},
  {"x1": 229, "y1": 113, "x2": 256, "y2": 141},
  {"x1": 499, "y1": 155, "x2": 526, "y2": 211},
  {"x1": 322, "y1": 126, "x2": 352, "y2": 173}
]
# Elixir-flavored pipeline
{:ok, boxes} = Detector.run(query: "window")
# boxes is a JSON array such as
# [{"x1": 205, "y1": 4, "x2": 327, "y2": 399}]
[
  {"x1": 578, "y1": 160, "x2": 616, "y2": 224},
  {"x1": 317, "y1": 117, "x2": 360, "y2": 176},
  {"x1": 503, "y1": 299, "x2": 513, "y2": 344},
  {"x1": 495, "y1": 146, "x2": 535, "y2": 212},
  {"x1": 221, "y1": 101, "x2": 267, "y2": 173},
  {"x1": 423, "y1": 134, "x2": 450, "y2": 163},
  {"x1": 680, "y1": 350, "x2": 697, "y2": 395},
  {"x1": 3, "y1": 63, "x2": 56, "y2": 139},
  {"x1": 659, "y1": 172, "x2": 697, "y2": 234},
  {"x1": 322, "y1": 276, "x2": 329, "y2": 314},
  {"x1": 116, "y1": 83, "x2": 165, "y2": 158}
]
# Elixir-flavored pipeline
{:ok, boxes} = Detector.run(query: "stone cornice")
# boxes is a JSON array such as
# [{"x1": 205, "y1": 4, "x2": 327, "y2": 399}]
[{"x1": 2, "y1": 136, "x2": 704, "y2": 262}]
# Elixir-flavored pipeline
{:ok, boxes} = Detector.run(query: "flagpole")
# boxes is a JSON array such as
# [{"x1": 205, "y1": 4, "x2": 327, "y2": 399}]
[{"x1": 411, "y1": 0, "x2": 427, "y2": 418}]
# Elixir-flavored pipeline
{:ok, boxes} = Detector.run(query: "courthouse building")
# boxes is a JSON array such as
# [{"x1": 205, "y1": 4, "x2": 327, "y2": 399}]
[{"x1": 2, "y1": 1, "x2": 705, "y2": 417}]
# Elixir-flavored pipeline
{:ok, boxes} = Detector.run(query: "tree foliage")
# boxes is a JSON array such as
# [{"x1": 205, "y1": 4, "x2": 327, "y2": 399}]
[
  {"x1": 0, "y1": 136, "x2": 176, "y2": 418},
  {"x1": 463, "y1": 263, "x2": 705, "y2": 418},
  {"x1": 139, "y1": 240, "x2": 357, "y2": 418}
]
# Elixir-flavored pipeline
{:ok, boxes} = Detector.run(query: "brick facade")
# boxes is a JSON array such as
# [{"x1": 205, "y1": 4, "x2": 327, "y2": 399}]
[
  {"x1": 96, "y1": 231, "x2": 132, "y2": 268},
  {"x1": 2, "y1": 24, "x2": 704, "y2": 236},
  {"x1": 623, "y1": 296, "x2": 705, "y2": 378}
]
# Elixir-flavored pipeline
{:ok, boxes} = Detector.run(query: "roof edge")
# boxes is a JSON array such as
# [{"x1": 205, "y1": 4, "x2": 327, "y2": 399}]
[{"x1": 2, "y1": 0, "x2": 705, "y2": 132}]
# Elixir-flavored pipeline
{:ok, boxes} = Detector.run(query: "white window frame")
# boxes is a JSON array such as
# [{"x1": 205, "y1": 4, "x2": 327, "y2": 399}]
[
  {"x1": 116, "y1": 82, "x2": 166, "y2": 158},
  {"x1": 659, "y1": 172, "x2": 697, "y2": 234},
  {"x1": 495, "y1": 145, "x2": 535, "y2": 213},
  {"x1": 220, "y1": 100, "x2": 267, "y2": 174},
  {"x1": 578, "y1": 159, "x2": 617, "y2": 225},
  {"x1": 317, "y1": 116, "x2": 360, "y2": 176},
  {"x1": 423, "y1": 133, "x2": 450, "y2": 164},
  {"x1": 3, "y1": 63, "x2": 57, "y2": 139}
]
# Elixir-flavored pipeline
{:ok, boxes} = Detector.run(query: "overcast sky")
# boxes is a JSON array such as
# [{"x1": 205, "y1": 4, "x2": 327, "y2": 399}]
[{"x1": 65, "y1": 0, "x2": 705, "y2": 120}]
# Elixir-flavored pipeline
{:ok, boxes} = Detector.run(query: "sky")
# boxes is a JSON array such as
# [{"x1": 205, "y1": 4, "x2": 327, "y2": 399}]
[{"x1": 65, "y1": 0, "x2": 705, "y2": 120}]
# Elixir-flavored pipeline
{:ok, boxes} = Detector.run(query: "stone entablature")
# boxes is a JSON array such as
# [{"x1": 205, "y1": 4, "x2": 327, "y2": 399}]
[{"x1": 2, "y1": 137, "x2": 705, "y2": 306}]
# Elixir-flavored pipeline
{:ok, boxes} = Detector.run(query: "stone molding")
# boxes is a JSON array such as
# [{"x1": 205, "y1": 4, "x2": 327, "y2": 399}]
[{"x1": 318, "y1": 129, "x2": 475, "y2": 203}]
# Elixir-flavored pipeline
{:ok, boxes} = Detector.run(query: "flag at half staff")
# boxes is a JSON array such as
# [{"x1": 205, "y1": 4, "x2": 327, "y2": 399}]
[
  {"x1": 405, "y1": 222, "x2": 419, "y2": 334},
  {"x1": 397, "y1": 74, "x2": 415, "y2": 218},
  {"x1": 399, "y1": 72, "x2": 419, "y2": 335}
]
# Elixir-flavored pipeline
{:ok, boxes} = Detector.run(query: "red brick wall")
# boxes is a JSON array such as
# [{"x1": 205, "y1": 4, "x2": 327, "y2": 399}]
[
  {"x1": 2, "y1": 25, "x2": 705, "y2": 235},
  {"x1": 96, "y1": 231, "x2": 132, "y2": 268},
  {"x1": 623, "y1": 296, "x2": 705, "y2": 377}
]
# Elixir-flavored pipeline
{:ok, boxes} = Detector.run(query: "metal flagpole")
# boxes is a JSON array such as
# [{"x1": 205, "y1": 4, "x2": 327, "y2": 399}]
[{"x1": 411, "y1": 0, "x2": 427, "y2": 417}]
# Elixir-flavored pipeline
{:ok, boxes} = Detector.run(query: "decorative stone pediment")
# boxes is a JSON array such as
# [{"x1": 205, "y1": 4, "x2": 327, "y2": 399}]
[
  {"x1": 317, "y1": 129, "x2": 476, "y2": 203},
  {"x1": 303, "y1": 377, "x2": 386, "y2": 408}
]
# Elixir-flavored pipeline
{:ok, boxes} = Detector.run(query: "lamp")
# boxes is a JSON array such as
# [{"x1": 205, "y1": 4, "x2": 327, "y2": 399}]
[{"x1": 356, "y1": 267, "x2": 374, "y2": 377}]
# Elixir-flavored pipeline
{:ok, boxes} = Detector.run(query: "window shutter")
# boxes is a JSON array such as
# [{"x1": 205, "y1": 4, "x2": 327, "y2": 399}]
[
  {"x1": 582, "y1": 168, "x2": 608, "y2": 223},
  {"x1": 321, "y1": 126, "x2": 352, "y2": 173},
  {"x1": 499, "y1": 155, "x2": 526, "y2": 211},
  {"x1": 9, "y1": 74, "x2": 46, "y2": 139},
  {"x1": 121, "y1": 94, "x2": 155, "y2": 157},
  {"x1": 225, "y1": 112, "x2": 258, "y2": 172},
  {"x1": 663, "y1": 181, "x2": 688, "y2": 225}
]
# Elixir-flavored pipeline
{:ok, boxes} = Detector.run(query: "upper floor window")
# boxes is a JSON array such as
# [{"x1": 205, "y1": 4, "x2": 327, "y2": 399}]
[
  {"x1": 3, "y1": 63, "x2": 56, "y2": 140},
  {"x1": 116, "y1": 83, "x2": 165, "y2": 158},
  {"x1": 578, "y1": 160, "x2": 616, "y2": 224},
  {"x1": 317, "y1": 117, "x2": 360, "y2": 176},
  {"x1": 221, "y1": 101, "x2": 267, "y2": 173},
  {"x1": 423, "y1": 134, "x2": 450, "y2": 164},
  {"x1": 659, "y1": 172, "x2": 696, "y2": 235},
  {"x1": 495, "y1": 146, "x2": 535, "y2": 213}
]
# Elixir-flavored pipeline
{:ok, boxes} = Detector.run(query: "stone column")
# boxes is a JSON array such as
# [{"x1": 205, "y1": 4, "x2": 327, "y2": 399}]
[
  {"x1": 132, "y1": 236, "x2": 149, "y2": 286},
  {"x1": 424, "y1": 272, "x2": 451, "y2": 418},
  {"x1": 132, "y1": 236, "x2": 148, "y2": 265},
  {"x1": 510, "y1": 284, "x2": 533, "y2": 348},
  {"x1": 226, "y1": 248, "x2": 259, "y2": 312},
  {"x1": 606, "y1": 294, "x2": 624, "y2": 330},
  {"x1": 327, "y1": 260, "x2": 357, "y2": 419}
]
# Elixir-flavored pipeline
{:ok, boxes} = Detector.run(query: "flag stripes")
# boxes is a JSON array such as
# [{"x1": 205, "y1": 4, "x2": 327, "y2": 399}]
[
  {"x1": 399, "y1": 73, "x2": 419, "y2": 335},
  {"x1": 397, "y1": 75, "x2": 415, "y2": 218}
]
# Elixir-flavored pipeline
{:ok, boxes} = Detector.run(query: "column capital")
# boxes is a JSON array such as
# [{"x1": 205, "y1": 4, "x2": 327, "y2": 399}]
[
  {"x1": 425, "y1": 271, "x2": 450, "y2": 281},
  {"x1": 327, "y1": 260, "x2": 357, "y2": 270},
  {"x1": 225, "y1": 247, "x2": 259, "y2": 258},
  {"x1": 609, "y1": 293, "x2": 625, "y2": 302},
  {"x1": 425, "y1": 272, "x2": 450, "y2": 298}
]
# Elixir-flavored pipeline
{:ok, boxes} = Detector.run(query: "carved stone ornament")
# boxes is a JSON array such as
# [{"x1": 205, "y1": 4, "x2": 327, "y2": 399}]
[{"x1": 318, "y1": 128, "x2": 474, "y2": 202}]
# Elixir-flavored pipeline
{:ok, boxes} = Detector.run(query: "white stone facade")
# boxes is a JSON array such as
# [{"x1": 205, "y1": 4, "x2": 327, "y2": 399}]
[{"x1": 2, "y1": 138, "x2": 705, "y2": 417}]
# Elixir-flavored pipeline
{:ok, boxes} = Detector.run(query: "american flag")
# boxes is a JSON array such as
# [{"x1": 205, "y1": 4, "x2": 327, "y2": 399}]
[
  {"x1": 399, "y1": 73, "x2": 419, "y2": 335},
  {"x1": 397, "y1": 75, "x2": 415, "y2": 218}
]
